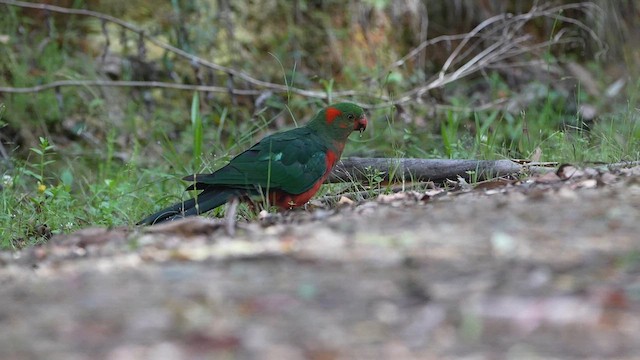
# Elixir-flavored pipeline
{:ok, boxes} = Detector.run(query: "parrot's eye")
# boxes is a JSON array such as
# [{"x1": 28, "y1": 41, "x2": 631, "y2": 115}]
[{"x1": 347, "y1": 114, "x2": 355, "y2": 120}]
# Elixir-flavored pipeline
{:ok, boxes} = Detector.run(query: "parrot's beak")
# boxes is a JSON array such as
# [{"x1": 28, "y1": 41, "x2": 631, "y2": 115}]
[{"x1": 355, "y1": 116, "x2": 368, "y2": 134}]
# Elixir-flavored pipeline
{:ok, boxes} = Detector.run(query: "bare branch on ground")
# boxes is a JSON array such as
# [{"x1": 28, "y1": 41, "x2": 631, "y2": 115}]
[{"x1": 328, "y1": 157, "x2": 525, "y2": 184}]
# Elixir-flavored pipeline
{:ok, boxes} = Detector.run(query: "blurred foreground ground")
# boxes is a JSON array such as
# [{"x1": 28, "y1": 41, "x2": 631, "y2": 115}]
[{"x1": 1, "y1": 166, "x2": 640, "y2": 359}]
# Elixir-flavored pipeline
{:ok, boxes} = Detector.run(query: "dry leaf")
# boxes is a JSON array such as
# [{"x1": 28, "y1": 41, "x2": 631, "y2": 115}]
[
  {"x1": 377, "y1": 193, "x2": 407, "y2": 203},
  {"x1": 557, "y1": 164, "x2": 585, "y2": 180},
  {"x1": 599, "y1": 172, "x2": 618, "y2": 185},
  {"x1": 474, "y1": 178, "x2": 514, "y2": 191},
  {"x1": 530, "y1": 147, "x2": 543, "y2": 162},
  {"x1": 337, "y1": 196, "x2": 355, "y2": 206},
  {"x1": 574, "y1": 179, "x2": 597, "y2": 189},
  {"x1": 535, "y1": 171, "x2": 561, "y2": 184},
  {"x1": 424, "y1": 189, "x2": 445, "y2": 197}
]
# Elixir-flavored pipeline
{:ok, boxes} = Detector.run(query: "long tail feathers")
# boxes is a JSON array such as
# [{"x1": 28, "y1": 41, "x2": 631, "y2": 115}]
[{"x1": 137, "y1": 190, "x2": 235, "y2": 226}]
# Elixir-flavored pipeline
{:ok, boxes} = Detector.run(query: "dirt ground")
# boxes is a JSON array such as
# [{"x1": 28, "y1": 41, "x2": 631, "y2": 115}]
[{"x1": 2, "y1": 165, "x2": 640, "y2": 360}]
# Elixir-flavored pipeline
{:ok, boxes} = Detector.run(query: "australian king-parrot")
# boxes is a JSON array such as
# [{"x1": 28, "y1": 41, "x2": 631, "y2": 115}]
[{"x1": 137, "y1": 102, "x2": 367, "y2": 225}]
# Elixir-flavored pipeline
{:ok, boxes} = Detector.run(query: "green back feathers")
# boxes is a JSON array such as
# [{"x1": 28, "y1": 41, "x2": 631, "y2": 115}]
[
  {"x1": 185, "y1": 127, "x2": 328, "y2": 194},
  {"x1": 185, "y1": 103, "x2": 366, "y2": 195}
]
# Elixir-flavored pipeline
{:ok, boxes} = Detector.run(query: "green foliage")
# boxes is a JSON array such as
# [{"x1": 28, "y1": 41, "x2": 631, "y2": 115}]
[
  {"x1": 441, "y1": 111, "x2": 465, "y2": 159},
  {"x1": 25, "y1": 137, "x2": 55, "y2": 187},
  {"x1": 191, "y1": 92, "x2": 204, "y2": 172},
  {"x1": 363, "y1": 166, "x2": 386, "y2": 193},
  {"x1": 0, "y1": 136, "x2": 161, "y2": 248}
]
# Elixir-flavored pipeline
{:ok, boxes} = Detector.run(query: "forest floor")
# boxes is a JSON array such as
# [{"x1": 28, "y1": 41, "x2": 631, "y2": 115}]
[{"x1": 2, "y1": 165, "x2": 640, "y2": 360}]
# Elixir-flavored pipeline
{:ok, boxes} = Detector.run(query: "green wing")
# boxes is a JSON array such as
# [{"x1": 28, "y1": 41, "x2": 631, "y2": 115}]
[{"x1": 185, "y1": 127, "x2": 328, "y2": 195}]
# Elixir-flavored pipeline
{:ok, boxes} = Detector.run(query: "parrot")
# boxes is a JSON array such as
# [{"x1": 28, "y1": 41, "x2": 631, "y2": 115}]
[{"x1": 137, "y1": 102, "x2": 367, "y2": 225}]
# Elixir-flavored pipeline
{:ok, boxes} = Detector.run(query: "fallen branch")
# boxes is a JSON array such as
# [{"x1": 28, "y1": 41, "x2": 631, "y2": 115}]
[{"x1": 328, "y1": 158, "x2": 524, "y2": 184}]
